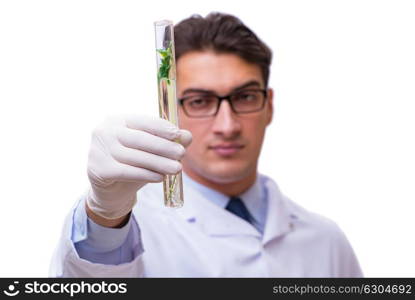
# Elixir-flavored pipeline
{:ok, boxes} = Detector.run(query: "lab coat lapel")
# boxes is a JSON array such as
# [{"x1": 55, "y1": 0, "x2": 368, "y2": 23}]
[
  {"x1": 262, "y1": 178, "x2": 292, "y2": 245},
  {"x1": 177, "y1": 183, "x2": 261, "y2": 238}
]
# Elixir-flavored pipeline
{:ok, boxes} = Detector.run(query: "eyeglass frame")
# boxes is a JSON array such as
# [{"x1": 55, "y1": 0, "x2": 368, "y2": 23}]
[{"x1": 178, "y1": 88, "x2": 269, "y2": 118}]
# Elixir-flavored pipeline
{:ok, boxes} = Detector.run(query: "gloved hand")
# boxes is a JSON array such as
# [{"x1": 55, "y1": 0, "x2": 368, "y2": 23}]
[{"x1": 86, "y1": 114, "x2": 192, "y2": 219}]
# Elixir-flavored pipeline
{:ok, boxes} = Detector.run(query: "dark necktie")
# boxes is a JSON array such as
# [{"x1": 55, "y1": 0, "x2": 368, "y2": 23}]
[{"x1": 225, "y1": 196, "x2": 252, "y2": 224}]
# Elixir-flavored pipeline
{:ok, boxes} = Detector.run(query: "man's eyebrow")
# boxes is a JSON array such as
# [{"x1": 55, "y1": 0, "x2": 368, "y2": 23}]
[
  {"x1": 181, "y1": 80, "x2": 262, "y2": 96},
  {"x1": 182, "y1": 88, "x2": 215, "y2": 95},
  {"x1": 232, "y1": 80, "x2": 261, "y2": 91}
]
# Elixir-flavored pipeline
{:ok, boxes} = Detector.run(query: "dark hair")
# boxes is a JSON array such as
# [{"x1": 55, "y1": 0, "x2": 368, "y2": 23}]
[{"x1": 174, "y1": 12, "x2": 272, "y2": 87}]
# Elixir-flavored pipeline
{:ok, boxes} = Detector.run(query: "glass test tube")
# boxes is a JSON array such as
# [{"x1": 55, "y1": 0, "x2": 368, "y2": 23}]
[{"x1": 154, "y1": 20, "x2": 184, "y2": 208}]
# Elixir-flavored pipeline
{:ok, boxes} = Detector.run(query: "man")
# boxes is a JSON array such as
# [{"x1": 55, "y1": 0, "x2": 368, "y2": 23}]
[{"x1": 50, "y1": 13, "x2": 362, "y2": 277}]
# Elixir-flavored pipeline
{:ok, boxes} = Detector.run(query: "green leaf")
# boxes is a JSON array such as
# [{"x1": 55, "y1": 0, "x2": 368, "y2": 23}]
[{"x1": 157, "y1": 42, "x2": 173, "y2": 83}]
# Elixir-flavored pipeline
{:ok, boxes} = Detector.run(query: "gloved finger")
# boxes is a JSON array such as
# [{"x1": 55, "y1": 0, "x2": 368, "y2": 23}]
[
  {"x1": 112, "y1": 145, "x2": 182, "y2": 175},
  {"x1": 87, "y1": 157, "x2": 164, "y2": 184},
  {"x1": 111, "y1": 163, "x2": 164, "y2": 183},
  {"x1": 118, "y1": 127, "x2": 185, "y2": 161},
  {"x1": 178, "y1": 129, "x2": 192, "y2": 148},
  {"x1": 124, "y1": 114, "x2": 181, "y2": 141}
]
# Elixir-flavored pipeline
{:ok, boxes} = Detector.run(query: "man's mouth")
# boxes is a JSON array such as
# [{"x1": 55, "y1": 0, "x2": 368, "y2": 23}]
[{"x1": 209, "y1": 143, "x2": 244, "y2": 156}]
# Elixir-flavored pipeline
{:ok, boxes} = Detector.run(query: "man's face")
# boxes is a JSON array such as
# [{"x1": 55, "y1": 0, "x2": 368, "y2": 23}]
[{"x1": 177, "y1": 51, "x2": 273, "y2": 184}]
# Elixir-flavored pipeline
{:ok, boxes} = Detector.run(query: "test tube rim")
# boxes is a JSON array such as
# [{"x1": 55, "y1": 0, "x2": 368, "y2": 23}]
[{"x1": 154, "y1": 20, "x2": 173, "y2": 27}]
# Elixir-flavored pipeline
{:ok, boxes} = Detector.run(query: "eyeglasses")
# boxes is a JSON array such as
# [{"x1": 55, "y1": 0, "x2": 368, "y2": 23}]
[{"x1": 178, "y1": 89, "x2": 268, "y2": 118}]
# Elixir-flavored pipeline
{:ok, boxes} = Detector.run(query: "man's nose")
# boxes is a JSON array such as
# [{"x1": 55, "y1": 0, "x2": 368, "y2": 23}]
[{"x1": 211, "y1": 100, "x2": 241, "y2": 138}]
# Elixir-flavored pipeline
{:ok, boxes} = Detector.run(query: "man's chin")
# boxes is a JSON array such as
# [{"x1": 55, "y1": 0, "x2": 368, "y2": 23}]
[
  {"x1": 182, "y1": 156, "x2": 256, "y2": 185},
  {"x1": 200, "y1": 166, "x2": 252, "y2": 184}
]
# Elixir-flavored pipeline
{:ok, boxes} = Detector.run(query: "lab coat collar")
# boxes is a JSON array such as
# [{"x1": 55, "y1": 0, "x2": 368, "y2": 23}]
[
  {"x1": 177, "y1": 173, "x2": 293, "y2": 243},
  {"x1": 178, "y1": 174, "x2": 260, "y2": 238},
  {"x1": 261, "y1": 177, "x2": 293, "y2": 245}
]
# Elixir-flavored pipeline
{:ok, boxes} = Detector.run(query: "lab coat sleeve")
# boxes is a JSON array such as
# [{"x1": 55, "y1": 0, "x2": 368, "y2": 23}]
[{"x1": 49, "y1": 195, "x2": 145, "y2": 277}]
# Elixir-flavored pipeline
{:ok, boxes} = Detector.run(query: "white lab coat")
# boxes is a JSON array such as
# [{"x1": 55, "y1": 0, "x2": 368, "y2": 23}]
[{"x1": 50, "y1": 175, "x2": 362, "y2": 277}]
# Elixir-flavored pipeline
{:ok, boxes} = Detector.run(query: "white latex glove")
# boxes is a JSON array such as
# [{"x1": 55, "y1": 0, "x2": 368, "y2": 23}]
[{"x1": 86, "y1": 114, "x2": 192, "y2": 219}]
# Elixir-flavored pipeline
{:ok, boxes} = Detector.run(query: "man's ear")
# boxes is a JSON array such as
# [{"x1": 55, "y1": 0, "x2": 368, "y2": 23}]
[{"x1": 265, "y1": 88, "x2": 274, "y2": 126}]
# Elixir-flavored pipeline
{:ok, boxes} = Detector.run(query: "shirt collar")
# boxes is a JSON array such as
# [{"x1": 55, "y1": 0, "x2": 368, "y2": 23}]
[
  {"x1": 239, "y1": 175, "x2": 266, "y2": 230},
  {"x1": 182, "y1": 172, "x2": 229, "y2": 209}
]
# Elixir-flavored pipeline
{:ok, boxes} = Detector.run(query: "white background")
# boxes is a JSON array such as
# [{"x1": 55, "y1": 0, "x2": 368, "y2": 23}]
[{"x1": 0, "y1": 0, "x2": 414, "y2": 277}]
